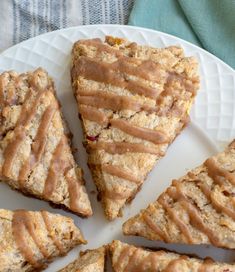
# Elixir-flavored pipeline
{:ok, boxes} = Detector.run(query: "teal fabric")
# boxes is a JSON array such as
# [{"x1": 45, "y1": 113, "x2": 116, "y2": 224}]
[{"x1": 129, "y1": 0, "x2": 235, "y2": 69}]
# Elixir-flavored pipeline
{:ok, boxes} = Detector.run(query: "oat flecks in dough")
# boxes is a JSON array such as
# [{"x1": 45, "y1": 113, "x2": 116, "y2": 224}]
[
  {"x1": 59, "y1": 246, "x2": 106, "y2": 272},
  {"x1": 71, "y1": 36, "x2": 200, "y2": 220},
  {"x1": 0, "y1": 68, "x2": 92, "y2": 217},
  {"x1": 123, "y1": 140, "x2": 235, "y2": 250},
  {"x1": 0, "y1": 209, "x2": 86, "y2": 271},
  {"x1": 109, "y1": 240, "x2": 235, "y2": 272}
]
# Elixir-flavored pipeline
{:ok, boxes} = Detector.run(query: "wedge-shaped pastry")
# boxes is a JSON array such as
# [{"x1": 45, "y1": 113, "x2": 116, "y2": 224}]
[
  {"x1": 0, "y1": 209, "x2": 86, "y2": 271},
  {"x1": 123, "y1": 141, "x2": 235, "y2": 249},
  {"x1": 0, "y1": 68, "x2": 92, "y2": 217},
  {"x1": 110, "y1": 240, "x2": 235, "y2": 272},
  {"x1": 59, "y1": 246, "x2": 106, "y2": 272},
  {"x1": 71, "y1": 36, "x2": 199, "y2": 220}
]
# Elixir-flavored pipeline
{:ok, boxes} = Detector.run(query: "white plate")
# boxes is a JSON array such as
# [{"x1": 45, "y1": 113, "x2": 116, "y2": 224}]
[{"x1": 0, "y1": 25, "x2": 234, "y2": 270}]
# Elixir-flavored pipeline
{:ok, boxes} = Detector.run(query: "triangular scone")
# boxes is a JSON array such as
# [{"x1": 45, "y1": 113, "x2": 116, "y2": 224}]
[
  {"x1": 0, "y1": 68, "x2": 92, "y2": 217},
  {"x1": 71, "y1": 36, "x2": 199, "y2": 220},
  {"x1": 59, "y1": 246, "x2": 106, "y2": 272},
  {"x1": 109, "y1": 240, "x2": 235, "y2": 272},
  {"x1": 123, "y1": 141, "x2": 235, "y2": 249},
  {"x1": 0, "y1": 209, "x2": 86, "y2": 271}
]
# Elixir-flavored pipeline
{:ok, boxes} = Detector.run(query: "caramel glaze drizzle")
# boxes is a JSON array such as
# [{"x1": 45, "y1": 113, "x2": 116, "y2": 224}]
[
  {"x1": 87, "y1": 141, "x2": 163, "y2": 156},
  {"x1": 104, "y1": 188, "x2": 131, "y2": 200},
  {"x1": 89, "y1": 163, "x2": 138, "y2": 200},
  {"x1": 77, "y1": 89, "x2": 156, "y2": 113},
  {"x1": 66, "y1": 175, "x2": 82, "y2": 213},
  {"x1": 133, "y1": 251, "x2": 162, "y2": 271},
  {"x1": 113, "y1": 246, "x2": 133, "y2": 271},
  {"x1": 43, "y1": 137, "x2": 69, "y2": 198},
  {"x1": 76, "y1": 38, "x2": 123, "y2": 58},
  {"x1": 43, "y1": 137, "x2": 82, "y2": 212},
  {"x1": 76, "y1": 39, "x2": 167, "y2": 83},
  {"x1": 102, "y1": 163, "x2": 141, "y2": 184},
  {"x1": 0, "y1": 73, "x2": 18, "y2": 107},
  {"x1": 194, "y1": 157, "x2": 235, "y2": 220},
  {"x1": 142, "y1": 213, "x2": 170, "y2": 243},
  {"x1": 2, "y1": 89, "x2": 46, "y2": 178},
  {"x1": 199, "y1": 182, "x2": 235, "y2": 220},
  {"x1": 167, "y1": 181, "x2": 222, "y2": 247},
  {"x1": 72, "y1": 57, "x2": 162, "y2": 100},
  {"x1": 41, "y1": 210, "x2": 64, "y2": 255},
  {"x1": 79, "y1": 105, "x2": 108, "y2": 125},
  {"x1": 12, "y1": 210, "x2": 49, "y2": 269},
  {"x1": 162, "y1": 256, "x2": 187, "y2": 272},
  {"x1": 117, "y1": 246, "x2": 215, "y2": 272},
  {"x1": 122, "y1": 248, "x2": 141, "y2": 272},
  {"x1": 18, "y1": 105, "x2": 57, "y2": 185},
  {"x1": 111, "y1": 119, "x2": 169, "y2": 145},
  {"x1": 158, "y1": 195, "x2": 194, "y2": 244},
  {"x1": 198, "y1": 258, "x2": 214, "y2": 272},
  {"x1": 205, "y1": 158, "x2": 235, "y2": 186}
]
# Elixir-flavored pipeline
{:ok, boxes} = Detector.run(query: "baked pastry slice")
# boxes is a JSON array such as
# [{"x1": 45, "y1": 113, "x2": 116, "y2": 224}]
[
  {"x1": 123, "y1": 140, "x2": 235, "y2": 249},
  {"x1": 0, "y1": 209, "x2": 86, "y2": 271},
  {"x1": 59, "y1": 246, "x2": 106, "y2": 272},
  {"x1": 109, "y1": 240, "x2": 235, "y2": 272},
  {"x1": 0, "y1": 68, "x2": 92, "y2": 217},
  {"x1": 71, "y1": 36, "x2": 199, "y2": 220}
]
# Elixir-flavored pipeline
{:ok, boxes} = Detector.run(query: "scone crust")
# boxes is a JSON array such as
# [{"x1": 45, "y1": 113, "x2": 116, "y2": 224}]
[
  {"x1": 59, "y1": 246, "x2": 106, "y2": 272},
  {"x1": 123, "y1": 140, "x2": 235, "y2": 249},
  {"x1": 109, "y1": 240, "x2": 235, "y2": 272},
  {"x1": 71, "y1": 36, "x2": 199, "y2": 220},
  {"x1": 0, "y1": 209, "x2": 86, "y2": 271},
  {"x1": 0, "y1": 68, "x2": 92, "y2": 217}
]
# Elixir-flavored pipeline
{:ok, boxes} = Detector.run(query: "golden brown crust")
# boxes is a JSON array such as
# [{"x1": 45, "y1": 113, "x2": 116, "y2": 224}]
[
  {"x1": 71, "y1": 36, "x2": 199, "y2": 220},
  {"x1": 0, "y1": 68, "x2": 92, "y2": 217},
  {"x1": 0, "y1": 209, "x2": 86, "y2": 271},
  {"x1": 123, "y1": 141, "x2": 235, "y2": 249},
  {"x1": 109, "y1": 240, "x2": 235, "y2": 272},
  {"x1": 58, "y1": 246, "x2": 106, "y2": 272}
]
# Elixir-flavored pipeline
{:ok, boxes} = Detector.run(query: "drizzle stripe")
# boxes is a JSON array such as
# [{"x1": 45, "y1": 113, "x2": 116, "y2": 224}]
[
  {"x1": 114, "y1": 246, "x2": 133, "y2": 271},
  {"x1": 205, "y1": 158, "x2": 235, "y2": 186},
  {"x1": 168, "y1": 184, "x2": 221, "y2": 246},
  {"x1": 158, "y1": 195, "x2": 194, "y2": 243},
  {"x1": 87, "y1": 141, "x2": 163, "y2": 155},
  {"x1": 142, "y1": 213, "x2": 170, "y2": 242},
  {"x1": 73, "y1": 57, "x2": 161, "y2": 99},
  {"x1": 111, "y1": 119, "x2": 169, "y2": 145},
  {"x1": 102, "y1": 163, "x2": 141, "y2": 184},
  {"x1": 77, "y1": 90, "x2": 156, "y2": 113},
  {"x1": 12, "y1": 210, "x2": 47, "y2": 268},
  {"x1": 162, "y1": 256, "x2": 187, "y2": 272},
  {"x1": 134, "y1": 252, "x2": 162, "y2": 271},
  {"x1": 66, "y1": 176, "x2": 81, "y2": 214},
  {"x1": 199, "y1": 183, "x2": 235, "y2": 220},
  {"x1": 2, "y1": 90, "x2": 46, "y2": 178},
  {"x1": 18, "y1": 105, "x2": 57, "y2": 184},
  {"x1": 79, "y1": 105, "x2": 108, "y2": 125},
  {"x1": 76, "y1": 39, "x2": 166, "y2": 83},
  {"x1": 198, "y1": 258, "x2": 214, "y2": 272},
  {"x1": 41, "y1": 210, "x2": 64, "y2": 254},
  {"x1": 43, "y1": 138, "x2": 66, "y2": 198},
  {"x1": 104, "y1": 189, "x2": 131, "y2": 200}
]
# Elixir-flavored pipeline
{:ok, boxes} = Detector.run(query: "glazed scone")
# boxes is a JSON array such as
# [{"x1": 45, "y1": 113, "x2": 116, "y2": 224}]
[
  {"x1": 109, "y1": 240, "x2": 235, "y2": 272},
  {"x1": 59, "y1": 246, "x2": 106, "y2": 272},
  {"x1": 0, "y1": 209, "x2": 86, "y2": 271},
  {"x1": 71, "y1": 36, "x2": 199, "y2": 220},
  {"x1": 0, "y1": 68, "x2": 92, "y2": 217},
  {"x1": 123, "y1": 140, "x2": 235, "y2": 249}
]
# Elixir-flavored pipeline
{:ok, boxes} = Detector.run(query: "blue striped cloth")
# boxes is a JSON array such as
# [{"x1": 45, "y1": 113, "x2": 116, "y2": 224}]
[{"x1": 0, "y1": 0, "x2": 134, "y2": 51}]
